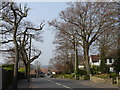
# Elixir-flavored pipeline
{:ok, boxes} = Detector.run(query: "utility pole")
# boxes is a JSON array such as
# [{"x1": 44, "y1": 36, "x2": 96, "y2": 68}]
[{"x1": 28, "y1": 34, "x2": 32, "y2": 82}]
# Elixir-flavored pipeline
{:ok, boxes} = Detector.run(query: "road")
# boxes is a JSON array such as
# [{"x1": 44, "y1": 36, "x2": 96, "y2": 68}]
[
  {"x1": 30, "y1": 78, "x2": 93, "y2": 88},
  {"x1": 18, "y1": 77, "x2": 118, "y2": 90}
]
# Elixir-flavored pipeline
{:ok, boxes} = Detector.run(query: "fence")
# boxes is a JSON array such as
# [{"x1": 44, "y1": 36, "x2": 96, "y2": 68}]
[{"x1": 2, "y1": 69, "x2": 26, "y2": 90}]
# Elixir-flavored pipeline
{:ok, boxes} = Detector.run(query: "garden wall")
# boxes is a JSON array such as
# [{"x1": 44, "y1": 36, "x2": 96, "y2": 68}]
[{"x1": 90, "y1": 76, "x2": 114, "y2": 85}]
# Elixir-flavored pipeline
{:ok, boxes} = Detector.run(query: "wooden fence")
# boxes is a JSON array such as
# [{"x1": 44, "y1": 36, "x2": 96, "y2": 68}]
[{"x1": 2, "y1": 69, "x2": 26, "y2": 90}]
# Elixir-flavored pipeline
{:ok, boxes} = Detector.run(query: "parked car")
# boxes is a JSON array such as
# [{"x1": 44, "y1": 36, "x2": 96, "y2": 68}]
[{"x1": 38, "y1": 71, "x2": 45, "y2": 77}]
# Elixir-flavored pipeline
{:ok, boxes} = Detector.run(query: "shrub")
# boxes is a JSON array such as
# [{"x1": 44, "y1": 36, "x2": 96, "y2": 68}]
[
  {"x1": 57, "y1": 75, "x2": 64, "y2": 78},
  {"x1": 109, "y1": 73, "x2": 118, "y2": 78},
  {"x1": 78, "y1": 69, "x2": 87, "y2": 76},
  {"x1": 95, "y1": 74, "x2": 109, "y2": 79},
  {"x1": 84, "y1": 75, "x2": 90, "y2": 80},
  {"x1": 18, "y1": 68, "x2": 25, "y2": 73},
  {"x1": 91, "y1": 65, "x2": 100, "y2": 75},
  {"x1": 64, "y1": 74, "x2": 73, "y2": 78}
]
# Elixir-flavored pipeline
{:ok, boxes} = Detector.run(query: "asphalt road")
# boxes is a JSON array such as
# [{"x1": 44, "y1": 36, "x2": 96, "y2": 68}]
[
  {"x1": 30, "y1": 77, "x2": 93, "y2": 88},
  {"x1": 18, "y1": 77, "x2": 118, "y2": 90}
]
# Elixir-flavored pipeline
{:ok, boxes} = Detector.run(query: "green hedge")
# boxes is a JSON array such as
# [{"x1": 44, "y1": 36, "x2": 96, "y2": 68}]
[
  {"x1": 18, "y1": 68, "x2": 25, "y2": 73},
  {"x1": 2, "y1": 64, "x2": 14, "y2": 70}
]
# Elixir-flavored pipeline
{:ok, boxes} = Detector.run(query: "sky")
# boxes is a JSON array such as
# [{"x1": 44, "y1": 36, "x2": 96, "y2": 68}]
[{"x1": 24, "y1": 2, "x2": 68, "y2": 66}]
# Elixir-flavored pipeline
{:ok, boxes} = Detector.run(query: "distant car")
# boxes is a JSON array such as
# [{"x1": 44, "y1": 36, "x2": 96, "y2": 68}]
[{"x1": 39, "y1": 71, "x2": 45, "y2": 77}]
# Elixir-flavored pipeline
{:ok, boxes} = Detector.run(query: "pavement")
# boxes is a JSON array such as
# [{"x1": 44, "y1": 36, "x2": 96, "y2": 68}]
[{"x1": 18, "y1": 77, "x2": 118, "y2": 89}]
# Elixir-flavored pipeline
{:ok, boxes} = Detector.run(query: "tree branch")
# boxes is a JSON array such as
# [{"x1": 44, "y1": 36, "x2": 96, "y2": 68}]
[{"x1": 29, "y1": 51, "x2": 41, "y2": 63}]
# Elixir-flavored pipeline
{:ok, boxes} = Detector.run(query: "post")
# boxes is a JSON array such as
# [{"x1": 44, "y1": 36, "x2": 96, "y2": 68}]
[{"x1": 28, "y1": 34, "x2": 32, "y2": 82}]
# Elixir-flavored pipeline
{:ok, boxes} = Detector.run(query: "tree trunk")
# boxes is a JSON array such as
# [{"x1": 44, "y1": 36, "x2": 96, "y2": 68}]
[
  {"x1": 84, "y1": 44, "x2": 91, "y2": 79},
  {"x1": 13, "y1": 38, "x2": 19, "y2": 88},
  {"x1": 100, "y1": 47, "x2": 107, "y2": 73},
  {"x1": 73, "y1": 37, "x2": 79, "y2": 80},
  {"x1": 25, "y1": 64, "x2": 28, "y2": 77},
  {"x1": 12, "y1": 23, "x2": 19, "y2": 88}
]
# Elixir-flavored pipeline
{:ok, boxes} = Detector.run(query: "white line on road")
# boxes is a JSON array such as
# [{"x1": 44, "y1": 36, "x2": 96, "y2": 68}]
[
  {"x1": 45, "y1": 78, "x2": 71, "y2": 89},
  {"x1": 55, "y1": 82, "x2": 71, "y2": 89},
  {"x1": 56, "y1": 83, "x2": 62, "y2": 86},
  {"x1": 62, "y1": 85, "x2": 71, "y2": 88}
]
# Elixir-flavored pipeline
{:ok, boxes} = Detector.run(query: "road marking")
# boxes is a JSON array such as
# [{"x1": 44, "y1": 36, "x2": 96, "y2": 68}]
[
  {"x1": 45, "y1": 78, "x2": 71, "y2": 89},
  {"x1": 56, "y1": 83, "x2": 62, "y2": 86},
  {"x1": 55, "y1": 82, "x2": 71, "y2": 89},
  {"x1": 62, "y1": 85, "x2": 71, "y2": 88}
]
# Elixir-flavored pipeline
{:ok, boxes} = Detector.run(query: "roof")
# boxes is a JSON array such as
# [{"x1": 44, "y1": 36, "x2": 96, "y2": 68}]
[
  {"x1": 90, "y1": 55, "x2": 99, "y2": 62},
  {"x1": 30, "y1": 70, "x2": 36, "y2": 75},
  {"x1": 40, "y1": 68, "x2": 61, "y2": 73},
  {"x1": 40, "y1": 68, "x2": 48, "y2": 73},
  {"x1": 50, "y1": 68, "x2": 60, "y2": 72}
]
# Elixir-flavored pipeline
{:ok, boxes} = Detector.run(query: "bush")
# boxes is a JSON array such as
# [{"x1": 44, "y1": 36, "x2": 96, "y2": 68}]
[
  {"x1": 18, "y1": 68, "x2": 25, "y2": 73},
  {"x1": 57, "y1": 75, "x2": 64, "y2": 78},
  {"x1": 83, "y1": 75, "x2": 90, "y2": 80},
  {"x1": 64, "y1": 74, "x2": 71, "y2": 78},
  {"x1": 109, "y1": 73, "x2": 118, "y2": 78},
  {"x1": 95, "y1": 74, "x2": 109, "y2": 79},
  {"x1": 91, "y1": 65, "x2": 100, "y2": 75},
  {"x1": 57, "y1": 74, "x2": 75, "y2": 79},
  {"x1": 78, "y1": 69, "x2": 87, "y2": 76},
  {"x1": 64, "y1": 74, "x2": 74, "y2": 78}
]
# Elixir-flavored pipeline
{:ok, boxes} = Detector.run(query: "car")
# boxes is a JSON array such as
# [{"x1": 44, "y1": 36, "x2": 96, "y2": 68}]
[{"x1": 38, "y1": 71, "x2": 45, "y2": 77}]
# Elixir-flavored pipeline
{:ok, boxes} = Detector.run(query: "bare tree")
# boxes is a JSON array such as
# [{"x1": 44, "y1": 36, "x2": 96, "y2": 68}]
[
  {"x1": 49, "y1": 28, "x2": 83, "y2": 74},
  {"x1": 18, "y1": 21, "x2": 44, "y2": 81},
  {"x1": 49, "y1": 2, "x2": 119, "y2": 78},
  {"x1": 34, "y1": 60, "x2": 41, "y2": 77},
  {"x1": 0, "y1": 2, "x2": 44, "y2": 88}
]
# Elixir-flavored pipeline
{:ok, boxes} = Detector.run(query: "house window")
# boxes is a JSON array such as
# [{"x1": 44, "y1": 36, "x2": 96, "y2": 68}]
[{"x1": 109, "y1": 59, "x2": 112, "y2": 63}]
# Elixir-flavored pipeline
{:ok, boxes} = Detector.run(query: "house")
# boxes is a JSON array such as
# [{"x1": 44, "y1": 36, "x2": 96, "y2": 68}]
[
  {"x1": 89, "y1": 55, "x2": 101, "y2": 66},
  {"x1": 105, "y1": 58, "x2": 115, "y2": 65},
  {"x1": 30, "y1": 69, "x2": 36, "y2": 78},
  {"x1": 89, "y1": 55, "x2": 115, "y2": 66},
  {"x1": 89, "y1": 54, "x2": 117, "y2": 72},
  {"x1": 40, "y1": 68, "x2": 48, "y2": 74},
  {"x1": 105, "y1": 49, "x2": 119, "y2": 65}
]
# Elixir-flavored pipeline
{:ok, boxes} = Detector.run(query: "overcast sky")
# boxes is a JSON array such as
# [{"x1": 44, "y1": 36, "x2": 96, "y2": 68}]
[{"x1": 25, "y1": 2, "x2": 67, "y2": 66}]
